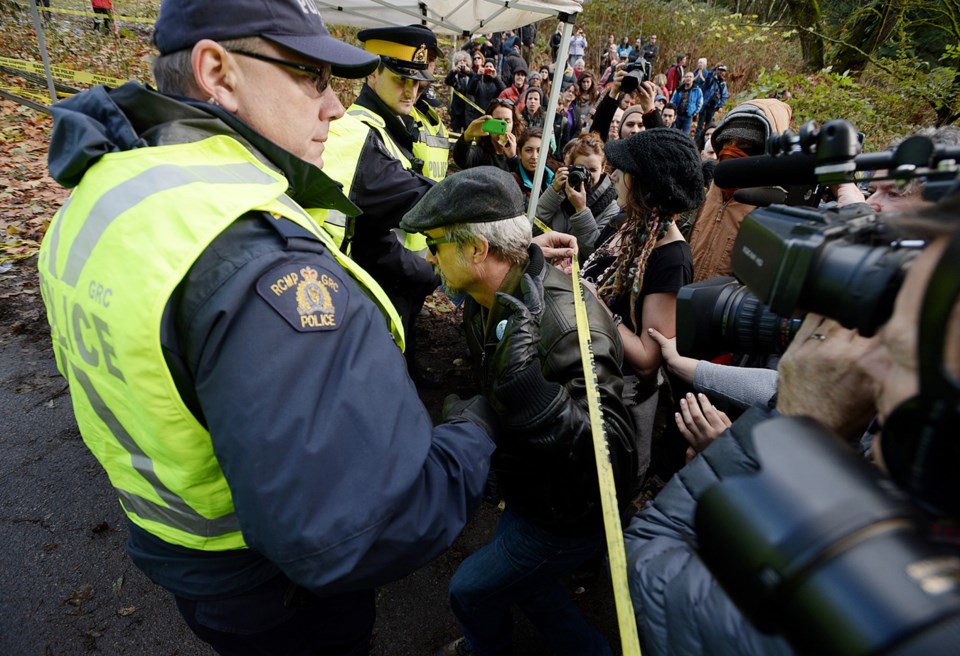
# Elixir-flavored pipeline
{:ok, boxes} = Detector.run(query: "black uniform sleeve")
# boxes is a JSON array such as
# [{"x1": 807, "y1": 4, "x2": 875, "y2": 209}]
[
  {"x1": 348, "y1": 131, "x2": 438, "y2": 291},
  {"x1": 171, "y1": 215, "x2": 494, "y2": 595}
]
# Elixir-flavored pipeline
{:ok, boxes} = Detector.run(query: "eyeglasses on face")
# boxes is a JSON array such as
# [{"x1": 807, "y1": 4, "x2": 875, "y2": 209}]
[
  {"x1": 228, "y1": 50, "x2": 330, "y2": 94},
  {"x1": 424, "y1": 233, "x2": 458, "y2": 255}
]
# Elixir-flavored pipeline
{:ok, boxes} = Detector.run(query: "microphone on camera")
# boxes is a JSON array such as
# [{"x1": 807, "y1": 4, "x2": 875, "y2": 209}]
[
  {"x1": 714, "y1": 154, "x2": 819, "y2": 189},
  {"x1": 732, "y1": 187, "x2": 788, "y2": 207}
]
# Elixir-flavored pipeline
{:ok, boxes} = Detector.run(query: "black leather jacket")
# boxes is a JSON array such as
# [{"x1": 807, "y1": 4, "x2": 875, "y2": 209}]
[{"x1": 463, "y1": 246, "x2": 638, "y2": 534}]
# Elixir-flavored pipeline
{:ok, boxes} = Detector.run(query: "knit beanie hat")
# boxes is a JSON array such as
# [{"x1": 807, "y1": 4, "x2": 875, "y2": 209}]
[
  {"x1": 711, "y1": 102, "x2": 774, "y2": 153},
  {"x1": 618, "y1": 104, "x2": 645, "y2": 138},
  {"x1": 605, "y1": 128, "x2": 705, "y2": 214}
]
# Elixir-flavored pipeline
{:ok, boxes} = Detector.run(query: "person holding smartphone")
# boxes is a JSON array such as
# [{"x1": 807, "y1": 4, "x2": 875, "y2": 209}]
[{"x1": 453, "y1": 98, "x2": 522, "y2": 170}]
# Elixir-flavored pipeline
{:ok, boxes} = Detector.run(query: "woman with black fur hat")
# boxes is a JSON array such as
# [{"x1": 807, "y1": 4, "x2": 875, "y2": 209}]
[{"x1": 582, "y1": 128, "x2": 705, "y2": 483}]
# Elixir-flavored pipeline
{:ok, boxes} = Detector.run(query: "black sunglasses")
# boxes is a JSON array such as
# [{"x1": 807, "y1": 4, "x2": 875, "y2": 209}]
[
  {"x1": 424, "y1": 234, "x2": 457, "y2": 255},
  {"x1": 228, "y1": 50, "x2": 330, "y2": 94}
]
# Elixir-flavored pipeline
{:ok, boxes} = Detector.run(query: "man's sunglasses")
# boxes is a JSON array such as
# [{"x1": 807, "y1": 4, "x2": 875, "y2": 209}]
[
  {"x1": 228, "y1": 50, "x2": 330, "y2": 94},
  {"x1": 424, "y1": 234, "x2": 457, "y2": 255}
]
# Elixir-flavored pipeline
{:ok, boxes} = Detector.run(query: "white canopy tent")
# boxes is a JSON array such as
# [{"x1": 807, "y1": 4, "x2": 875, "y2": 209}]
[{"x1": 316, "y1": 0, "x2": 582, "y2": 221}]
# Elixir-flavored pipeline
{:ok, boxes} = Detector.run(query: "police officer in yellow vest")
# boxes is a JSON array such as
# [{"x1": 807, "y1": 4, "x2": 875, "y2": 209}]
[
  {"x1": 37, "y1": 1, "x2": 497, "y2": 653},
  {"x1": 322, "y1": 25, "x2": 444, "y2": 376},
  {"x1": 411, "y1": 37, "x2": 451, "y2": 182}
]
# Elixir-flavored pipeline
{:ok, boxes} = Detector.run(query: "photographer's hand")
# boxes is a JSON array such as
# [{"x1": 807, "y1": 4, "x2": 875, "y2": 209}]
[
  {"x1": 637, "y1": 80, "x2": 657, "y2": 113},
  {"x1": 610, "y1": 62, "x2": 626, "y2": 97},
  {"x1": 565, "y1": 178, "x2": 587, "y2": 212},
  {"x1": 676, "y1": 392, "x2": 731, "y2": 460},
  {"x1": 647, "y1": 327, "x2": 697, "y2": 385},
  {"x1": 553, "y1": 166, "x2": 569, "y2": 191},
  {"x1": 464, "y1": 115, "x2": 493, "y2": 141},
  {"x1": 776, "y1": 314, "x2": 878, "y2": 439}
]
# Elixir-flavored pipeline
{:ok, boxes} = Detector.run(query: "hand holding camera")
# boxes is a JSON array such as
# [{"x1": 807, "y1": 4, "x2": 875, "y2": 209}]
[{"x1": 564, "y1": 164, "x2": 589, "y2": 211}]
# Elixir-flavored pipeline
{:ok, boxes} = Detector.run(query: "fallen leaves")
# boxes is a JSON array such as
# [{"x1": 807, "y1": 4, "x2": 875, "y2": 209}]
[{"x1": 0, "y1": 99, "x2": 66, "y2": 266}]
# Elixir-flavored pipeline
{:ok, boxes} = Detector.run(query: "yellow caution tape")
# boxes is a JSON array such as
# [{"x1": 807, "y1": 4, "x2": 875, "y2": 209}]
[
  {"x1": 0, "y1": 85, "x2": 52, "y2": 104},
  {"x1": 13, "y1": 2, "x2": 156, "y2": 24},
  {"x1": 569, "y1": 255, "x2": 642, "y2": 656},
  {"x1": 450, "y1": 86, "x2": 485, "y2": 115},
  {"x1": 0, "y1": 56, "x2": 131, "y2": 88},
  {"x1": 532, "y1": 216, "x2": 551, "y2": 234}
]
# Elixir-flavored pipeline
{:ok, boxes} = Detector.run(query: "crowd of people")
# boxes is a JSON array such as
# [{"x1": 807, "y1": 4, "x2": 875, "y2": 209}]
[{"x1": 39, "y1": 3, "x2": 959, "y2": 656}]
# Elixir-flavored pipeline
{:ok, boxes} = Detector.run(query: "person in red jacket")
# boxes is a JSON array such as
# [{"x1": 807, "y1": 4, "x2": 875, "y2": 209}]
[
  {"x1": 665, "y1": 53, "x2": 687, "y2": 95},
  {"x1": 91, "y1": 0, "x2": 114, "y2": 33}
]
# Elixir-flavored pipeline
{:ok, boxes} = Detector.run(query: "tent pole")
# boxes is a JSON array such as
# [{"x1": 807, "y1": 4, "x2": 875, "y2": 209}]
[
  {"x1": 28, "y1": 0, "x2": 58, "y2": 106},
  {"x1": 526, "y1": 16, "x2": 576, "y2": 225}
]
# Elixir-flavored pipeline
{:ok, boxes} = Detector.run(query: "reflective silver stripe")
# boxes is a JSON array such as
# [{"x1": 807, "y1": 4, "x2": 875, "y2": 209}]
[
  {"x1": 324, "y1": 209, "x2": 348, "y2": 228},
  {"x1": 43, "y1": 196, "x2": 73, "y2": 278},
  {"x1": 69, "y1": 362, "x2": 240, "y2": 538},
  {"x1": 420, "y1": 132, "x2": 450, "y2": 149},
  {"x1": 347, "y1": 108, "x2": 408, "y2": 162},
  {"x1": 61, "y1": 163, "x2": 277, "y2": 287}
]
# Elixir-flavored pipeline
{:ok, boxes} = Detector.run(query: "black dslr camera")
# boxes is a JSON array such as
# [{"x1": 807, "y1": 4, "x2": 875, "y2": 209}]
[
  {"x1": 619, "y1": 60, "x2": 651, "y2": 93},
  {"x1": 566, "y1": 164, "x2": 590, "y2": 191}
]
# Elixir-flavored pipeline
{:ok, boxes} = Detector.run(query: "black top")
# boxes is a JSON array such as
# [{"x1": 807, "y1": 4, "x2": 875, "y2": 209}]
[{"x1": 582, "y1": 239, "x2": 693, "y2": 334}]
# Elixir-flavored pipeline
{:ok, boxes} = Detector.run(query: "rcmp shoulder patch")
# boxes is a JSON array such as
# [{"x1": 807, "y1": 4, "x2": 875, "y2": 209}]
[{"x1": 256, "y1": 262, "x2": 349, "y2": 332}]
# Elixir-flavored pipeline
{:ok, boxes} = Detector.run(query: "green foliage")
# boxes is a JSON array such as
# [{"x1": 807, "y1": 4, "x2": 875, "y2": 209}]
[
  {"x1": 577, "y1": 0, "x2": 800, "y2": 97},
  {"x1": 736, "y1": 64, "x2": 940, "y2": 150}
]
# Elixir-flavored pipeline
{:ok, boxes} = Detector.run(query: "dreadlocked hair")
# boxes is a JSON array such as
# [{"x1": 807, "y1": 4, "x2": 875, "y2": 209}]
[{"x1": 596, "y1": 177, "x2": 674, "y2": 329}]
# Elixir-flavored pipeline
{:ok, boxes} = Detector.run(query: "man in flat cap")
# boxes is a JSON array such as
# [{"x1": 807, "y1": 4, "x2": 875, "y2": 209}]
[
  {"x1": 400, "y1": 167, "x2": 637, "y2": 656},
  {"x1": 38, "y1": 1, "x2": 498, "y2": 652},
  {"x1": 322, "y1": 24, "x2": 446, "y2": 378}
]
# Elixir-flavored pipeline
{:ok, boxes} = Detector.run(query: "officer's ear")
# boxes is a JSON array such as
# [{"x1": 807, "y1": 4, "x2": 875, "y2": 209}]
[{"x1": 192, "y1": 39, "x2": 241, "y2": 112}]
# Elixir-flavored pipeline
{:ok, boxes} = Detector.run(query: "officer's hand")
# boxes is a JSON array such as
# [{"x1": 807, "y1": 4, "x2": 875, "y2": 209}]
[
  {"x1": 464, "y1": 115, "x2": 493, "y2": 141},
  {"x1": 491, "y1": 273, "x2": 544, "y2": 387},
  {"x1": 442, "y1": 394, "x2": 500, "y2": 441}
]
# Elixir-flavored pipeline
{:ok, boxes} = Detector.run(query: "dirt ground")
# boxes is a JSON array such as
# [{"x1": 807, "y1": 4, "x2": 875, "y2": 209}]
[{"x1": 0, "y1": 260, "x2": 623, "y2": 655}]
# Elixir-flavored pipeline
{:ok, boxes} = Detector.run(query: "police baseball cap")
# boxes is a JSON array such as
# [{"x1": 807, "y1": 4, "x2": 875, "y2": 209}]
[
  {"x1": 358, "y1": 25, "x2": 437, "y2": 82},
  {"x1": 153, "y1": 0, "x2": 378, "y2": 78}
]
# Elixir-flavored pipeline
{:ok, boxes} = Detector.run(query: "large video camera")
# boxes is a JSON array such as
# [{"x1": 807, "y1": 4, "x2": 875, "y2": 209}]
[
  {"x1": 619, "y1": 59, "x2": 651, "y2": 93},
  {"x1": 681, "y1": 121, "x2": 960, "y2": 654},
  {"x1": 675, "y1": 120, "x2": 960, "y2": 357}
]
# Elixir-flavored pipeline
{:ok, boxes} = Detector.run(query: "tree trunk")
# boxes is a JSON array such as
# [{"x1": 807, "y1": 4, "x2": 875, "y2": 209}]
[
  {"x1": 833, "y1": 0, "x2": 905, "y2": 74},
  {"x1": 785, "y1": 0, "x2": 826, "y2": 71}
]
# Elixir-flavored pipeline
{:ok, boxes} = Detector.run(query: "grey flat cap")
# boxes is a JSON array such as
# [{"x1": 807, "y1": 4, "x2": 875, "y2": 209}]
[{"x1": 399, "y1": 166, "x2": 525, "y2": 232}]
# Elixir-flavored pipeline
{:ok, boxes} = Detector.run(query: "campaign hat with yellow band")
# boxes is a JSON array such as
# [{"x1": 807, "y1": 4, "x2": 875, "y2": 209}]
[{"x1": 358, "y1": 25, "x2": 438, "y2": 82}]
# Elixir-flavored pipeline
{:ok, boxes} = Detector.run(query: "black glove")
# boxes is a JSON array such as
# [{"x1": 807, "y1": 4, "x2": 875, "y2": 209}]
[
  {"x1": 489, "y1": 274, "x2": 563, "y2": 424},
  {"x1": 490, "y1": 273, "x2": 544, "y2": 384},
  {"x1": 442, "y1": 394, "x2": 500, "y2": 442}
]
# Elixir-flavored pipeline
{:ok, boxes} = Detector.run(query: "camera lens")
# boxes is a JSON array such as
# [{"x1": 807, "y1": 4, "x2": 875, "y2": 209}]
[
  {"x1": 677, "y1": 277, "x2": 801, "y2": 358},
  {"x1": 801, "y1": 242, "x2": 917, "y2": 337},
  {"x1": 725, "y1": 286, "x2": 802, "y2": 356}
]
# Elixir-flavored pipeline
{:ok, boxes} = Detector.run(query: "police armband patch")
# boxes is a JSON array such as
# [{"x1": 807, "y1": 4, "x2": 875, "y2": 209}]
[{"x1": 257, "y1": 263, "x2": 349, "y2": 332}]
